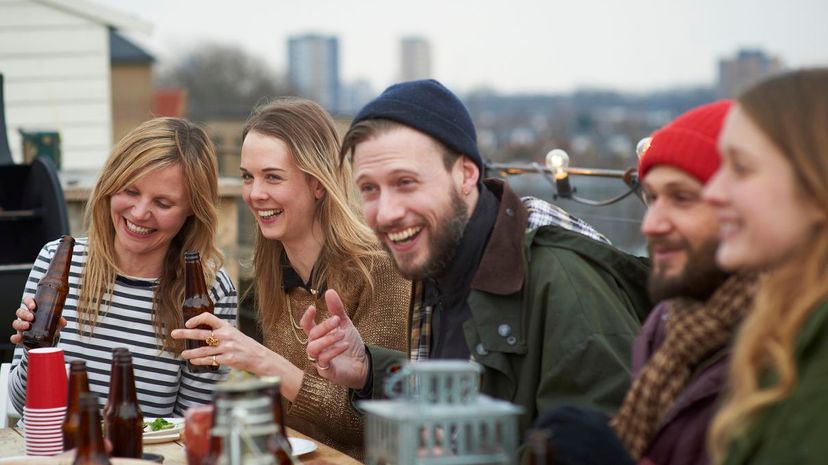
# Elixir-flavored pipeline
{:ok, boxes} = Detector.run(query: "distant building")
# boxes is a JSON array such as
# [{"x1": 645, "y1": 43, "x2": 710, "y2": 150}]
[
  {"x1": 399, "y1": 37, "x2": 432, "y2": 81},
  {"x1": 153, "y1": 88, "x2": 187, "y2": 118},
  {"x1": 110, "y1": 30, "x2": 155, "y2": 144},
  {"x1": 288, "y1": 34, "x2": 341, "y2": 114},
  {"x1": 717, "y1": 49, "x2": 783, "y2": 98},
  {"x1": 0, "y1": 0, "x2": 151, "y2": 170}
]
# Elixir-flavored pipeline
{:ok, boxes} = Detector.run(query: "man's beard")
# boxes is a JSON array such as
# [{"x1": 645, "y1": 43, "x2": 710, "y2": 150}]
[
  {"x1": 648, "y1": 237, "x2": 730, "y2": 303},
  {"x1": 381, "y1": 189, "x2": 468, "y2": 281}
]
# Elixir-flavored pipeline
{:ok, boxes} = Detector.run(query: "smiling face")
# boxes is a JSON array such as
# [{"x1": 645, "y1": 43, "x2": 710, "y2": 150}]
[
  {"x1": 109, "y1": 163, "x2": 192, "y2": 276},
  {"x1": 641, "y1": 165, "x2": 727, "y2": 301},
  {"x1": 704, "y1": 106, "x2": 825, "y2": 272},
  {"x1": 240, "y1": 131, "x2": 324, "y2": 246},
  {"x1": 352, "y1": 126, "x2": 477, "y2": 280}
]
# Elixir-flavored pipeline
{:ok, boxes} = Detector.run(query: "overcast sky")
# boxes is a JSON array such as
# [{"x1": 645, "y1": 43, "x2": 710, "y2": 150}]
[{"x1": 96, "y1": 0, "x2": 828, "y2": 94}]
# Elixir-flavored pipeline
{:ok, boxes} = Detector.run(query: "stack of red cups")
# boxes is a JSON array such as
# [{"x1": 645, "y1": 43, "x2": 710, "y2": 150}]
[{"x1": 24, "y1": 347, "x2": 68, "y2": 456}]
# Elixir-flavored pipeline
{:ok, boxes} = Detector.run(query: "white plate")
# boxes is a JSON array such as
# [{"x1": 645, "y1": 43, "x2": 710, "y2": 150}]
[
  {"x1": 142, "y1": 431, "x2": 181, "y2": 444},
  {"x1": 142, "y1": 417, "x2": 184, "y2": 441},
  {"x1": 288, "y1": 437, "x2": 317, "y2": 456}
]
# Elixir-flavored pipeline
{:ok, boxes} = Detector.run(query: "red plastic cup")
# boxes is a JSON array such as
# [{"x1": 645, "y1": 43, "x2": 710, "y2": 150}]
[
  {"x1": 184, "y1": 404, "x2": 214, "y2": 465},
  {"x1": 26, "y1": 348, "x2": 67, "y2": 409}
]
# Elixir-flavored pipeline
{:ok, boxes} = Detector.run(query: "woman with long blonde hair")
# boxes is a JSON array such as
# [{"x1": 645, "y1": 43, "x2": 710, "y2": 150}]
[
  {"x1": 172, "y1": 97, "x2": 410, "y2": 459},
  {"x1": 9, "y1": 117, "x2": 238, "y2": 417},
  {"x1": 704, "y1": 68, "x2": 828, "y2": 464}
]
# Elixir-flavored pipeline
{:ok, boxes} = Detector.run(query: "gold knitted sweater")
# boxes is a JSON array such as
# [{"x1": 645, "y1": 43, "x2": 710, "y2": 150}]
[{"x1": 263, "y1": 253, "x2": 410, "y2": 460}]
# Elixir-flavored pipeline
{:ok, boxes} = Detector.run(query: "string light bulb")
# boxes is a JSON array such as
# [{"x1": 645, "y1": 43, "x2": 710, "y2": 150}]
[
  {"x1": 545, "y1": 149, "x2": 573, "y2": 198},
  {"x1": 636, "y1": 137, "x2": 652, "y2": 161},
  {"x1": 545, "y1": 149, "x2": 570, "y2": 180}
]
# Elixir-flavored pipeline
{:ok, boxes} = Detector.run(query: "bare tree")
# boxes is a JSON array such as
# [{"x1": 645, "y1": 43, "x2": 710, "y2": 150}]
[{"x1": 156, "y1": 42, "x2": 293, "y2": 121}]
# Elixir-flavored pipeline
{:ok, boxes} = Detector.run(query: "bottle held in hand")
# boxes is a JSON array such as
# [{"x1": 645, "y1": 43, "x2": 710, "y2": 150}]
[
  {"x1": 23, "y1": 235, "x2": 75, "y2": 349},
  {"x1": 183, "y1": 250, "x2": 218, "y2": 373}
]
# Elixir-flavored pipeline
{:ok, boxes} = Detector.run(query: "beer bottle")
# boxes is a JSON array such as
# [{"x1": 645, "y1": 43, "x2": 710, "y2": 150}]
[
  {"x1": 23, "y1": 235, "x2": 75, "y2": 349},
  {"x1": 260, "y1": 376, "x2": 291, "y2": 454},
  {"x1": 102, "y1": 347, "x2": 128, "y2": 422},
  {"x1": 63, "y1": 360, "x2": 90, "y2": 451},
  {"x1": 104, "y1": 349, "x2": 143, "y2": 458},
  {"x1": 73, "y1": 392, "x2": 111, "y2": 465},
  {"x1": 183, "y1": 250, "x2": 218, "y2": 373}
]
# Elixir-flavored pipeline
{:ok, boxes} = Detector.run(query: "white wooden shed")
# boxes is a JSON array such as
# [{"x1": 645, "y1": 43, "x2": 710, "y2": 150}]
[{"x1": 0, "y1": 0, "x2": 151, "y2": 170}]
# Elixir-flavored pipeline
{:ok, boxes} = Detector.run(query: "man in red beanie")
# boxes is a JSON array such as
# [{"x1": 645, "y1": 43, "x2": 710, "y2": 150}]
[{"x1": 536, "y1": 100, "x2": 759, "y2": 465}]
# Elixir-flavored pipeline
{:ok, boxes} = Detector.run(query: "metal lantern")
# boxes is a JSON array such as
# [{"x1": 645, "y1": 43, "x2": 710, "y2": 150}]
[
  {"x1": 211, "y1": 375, "x2": 294, "y2": 465},
  {"x1": 361, "y1": 360, "x2": 523, "y2": 465}
]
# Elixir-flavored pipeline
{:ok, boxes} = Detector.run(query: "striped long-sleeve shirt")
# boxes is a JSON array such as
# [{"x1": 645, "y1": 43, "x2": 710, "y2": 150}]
[{"x1": 9, "y1": 238, "x2": 238, "y2": 418}]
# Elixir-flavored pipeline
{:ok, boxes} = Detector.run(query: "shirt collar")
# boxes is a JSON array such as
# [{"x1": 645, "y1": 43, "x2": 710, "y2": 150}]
[{"x1": 281, "y1": 253, "x2": 326, "y2": 294}]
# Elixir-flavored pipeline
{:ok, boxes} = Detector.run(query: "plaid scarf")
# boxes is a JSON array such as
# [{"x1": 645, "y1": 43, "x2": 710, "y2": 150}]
[
  {"x1": 409, "y1": 280, "x2": 432, "y2": 361},
  {"x1": 610, "y1": 272, "x2": 758, "y2": 459}
]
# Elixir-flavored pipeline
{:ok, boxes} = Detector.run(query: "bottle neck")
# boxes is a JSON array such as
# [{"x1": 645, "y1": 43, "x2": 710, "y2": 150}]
[
  {"x1": 110, "y1": 361, "x2": 139, "y2": 406},
  {"x1": 67, "y1": 370, "x2": 90, "y2": 408},
  {"x1": 184, "y1": 258, "x2": 209, "y2": 296},
  {"x1": 43, "y1": 237, "x2": 74, "y2": 283}
]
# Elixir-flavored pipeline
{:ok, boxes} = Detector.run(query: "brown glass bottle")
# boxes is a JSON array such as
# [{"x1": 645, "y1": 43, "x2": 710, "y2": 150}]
[
  {"x1": 63, "y1": 360, "x2": 91, "y2": 451},
  {"x1": 260, "y1": 376, "x2": 291, "y2": 454},
  {"x1": 102, "y1": 347, "x2": 128, "y2": 422},
  {"x1": 23, "y1": 235, "x2": 75, "y2": 349},
  {"x1": 72, "y1": 392, "x2": 111, "y2": 465},
  {"x1": 104, "y1": 349, "x2": 143, "y2": 458},
  {"x1": 183, "y1": 250, "x2": 217, "y2": 373}
]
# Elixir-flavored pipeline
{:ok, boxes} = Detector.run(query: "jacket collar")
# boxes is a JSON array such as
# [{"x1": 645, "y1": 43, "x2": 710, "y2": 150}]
[{"x1": 470, "y1": 179, "x2": 529, "y2": 295}]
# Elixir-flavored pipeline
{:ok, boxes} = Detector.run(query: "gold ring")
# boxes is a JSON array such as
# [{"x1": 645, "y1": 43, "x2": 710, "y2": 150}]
[
  {"x1": 212, "y1": 355, "x2": 219, "y2": 367},
  {"x1": 308, "y1": 355, "x2": 317, "y2": 363},
  {"x1": 317, "y1": 363, "x2": 330, "y2": 371},
  {"x1": 206, "y1": 334, "x2": 220, "y2": 347}
]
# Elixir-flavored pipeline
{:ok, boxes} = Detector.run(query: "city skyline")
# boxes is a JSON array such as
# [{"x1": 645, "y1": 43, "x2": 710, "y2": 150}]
[{"x1": 90, "y1": 0, "x2": 828, "y2": 94}]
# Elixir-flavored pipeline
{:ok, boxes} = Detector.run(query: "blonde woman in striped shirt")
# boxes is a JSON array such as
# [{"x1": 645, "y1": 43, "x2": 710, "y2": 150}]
[{"x1": 9, "y1": 118, "x2": 237, "y2": 417}]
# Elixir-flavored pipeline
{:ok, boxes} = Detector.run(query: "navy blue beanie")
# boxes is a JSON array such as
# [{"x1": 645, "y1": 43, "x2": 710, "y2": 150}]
[{"x1": 351, "y1": 79, "x2": 483, "y2": 171}]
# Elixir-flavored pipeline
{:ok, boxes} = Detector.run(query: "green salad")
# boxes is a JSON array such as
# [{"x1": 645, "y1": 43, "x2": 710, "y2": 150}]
[{"x1": 144, "y1": 418, "x2": 176, "y2": 432}]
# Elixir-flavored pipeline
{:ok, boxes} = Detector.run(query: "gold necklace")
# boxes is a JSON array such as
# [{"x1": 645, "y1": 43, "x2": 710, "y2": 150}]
[{"x1": 286, "y1": 288, "x2": 318, "y2": 345}]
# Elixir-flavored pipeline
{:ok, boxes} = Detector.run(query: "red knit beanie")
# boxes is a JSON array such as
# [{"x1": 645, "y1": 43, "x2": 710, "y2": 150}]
[{"x1": 638, "y1": 100, "x2": 733, "y2": 184}]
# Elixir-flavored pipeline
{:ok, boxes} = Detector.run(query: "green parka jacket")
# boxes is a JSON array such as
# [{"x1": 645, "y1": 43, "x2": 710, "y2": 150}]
[
  {"x1": 722, "y1": 298, "x2": 828, "y2": 465},
  {"x1": 368, "y1": 180, "x2": 651, "y2": 443}
]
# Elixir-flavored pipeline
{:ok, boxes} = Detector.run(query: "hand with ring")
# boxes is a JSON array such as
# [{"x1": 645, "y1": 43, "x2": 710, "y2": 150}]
[
  {"x1": 302, "y1": 289, "x2": 369, "y2": 388},
  {"x1": 206, "y1": 333, "x2": 220, "y2": 347},
  {"x1": 307, "y1": 355, "x2": 329, "y2": 371},
  {"x1": 171, "y1": 312, "x2": 306, "y2": 402}
]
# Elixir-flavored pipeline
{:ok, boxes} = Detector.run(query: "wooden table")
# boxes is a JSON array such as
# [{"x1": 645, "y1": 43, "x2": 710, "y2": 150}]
[{"x1": 0, "y1": 426, "x2": 362, "y2": 465}]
